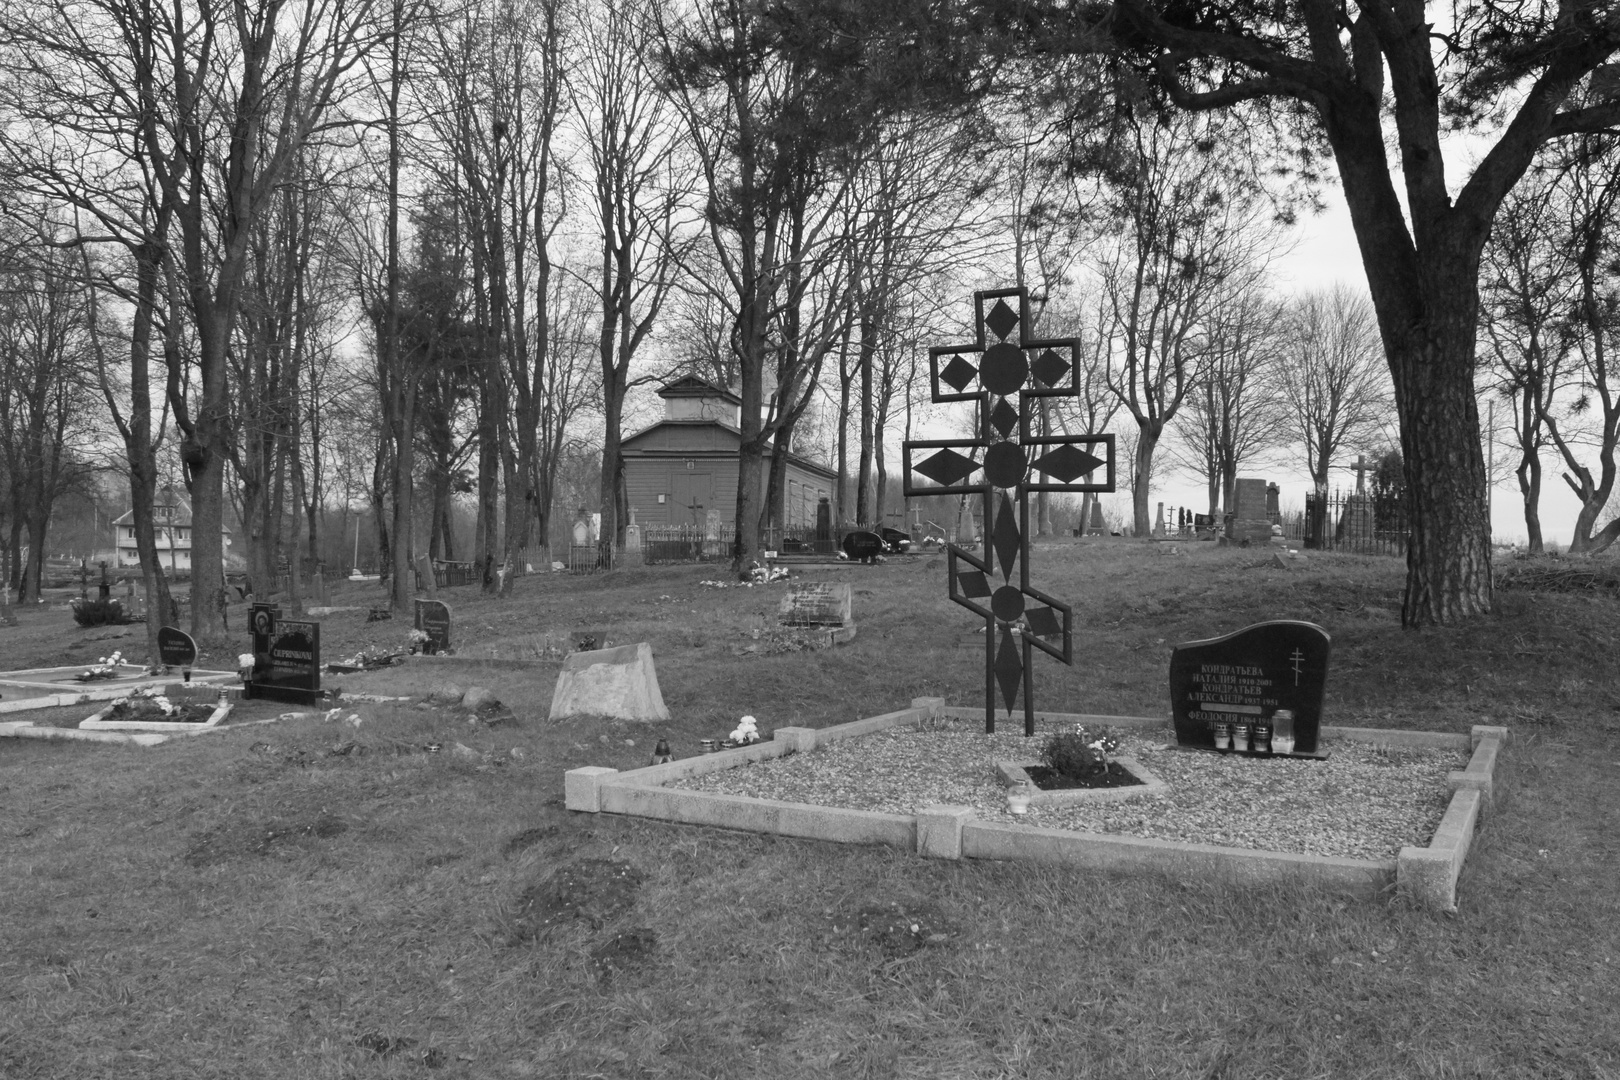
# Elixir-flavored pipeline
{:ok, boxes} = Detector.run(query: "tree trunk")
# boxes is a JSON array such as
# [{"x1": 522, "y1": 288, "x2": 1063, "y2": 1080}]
[
  {"x1": 1131, "y1": 425, "x2": 1161, "y2": 537},
  {"x1": 856, "y1": 313, "x2": 875, "y2": 524},
  {"x1": 1517, "y1": 447, "x2": 1543, "y2": 555},
  {"x1": 597, "y1": 387, "x2": 625, "y2": 567},
  {"x1": 1389, "y1": 330, "x2": 1493, "y2": 624}
]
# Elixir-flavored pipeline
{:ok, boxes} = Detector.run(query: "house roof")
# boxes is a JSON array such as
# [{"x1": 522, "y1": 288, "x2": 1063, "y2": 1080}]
[
  {"x1": 658, "y1": 375, "x2": 741, "y2": 404},
  {"x1": 620, "y1": 418, "x2": 837, "y2": 482},
  {"x1": 111, "y1": 486, "x2": 231, "y2": 532}
]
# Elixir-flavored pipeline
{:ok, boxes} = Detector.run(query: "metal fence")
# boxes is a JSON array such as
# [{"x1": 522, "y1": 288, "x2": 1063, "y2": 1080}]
[
  {"x1": 642, "y1": 526, "x2": 731, "y2": 565},
  {"x1": 567, "y1": 545, "x2": 613, "y2": 574},
  {"x1": 1278, "y1": 488, "x2": 1407, "y2": 556}
]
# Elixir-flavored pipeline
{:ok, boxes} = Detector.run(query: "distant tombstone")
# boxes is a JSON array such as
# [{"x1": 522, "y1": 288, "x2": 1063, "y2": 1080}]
[
  {"x1": 1087, "y1": 500, "x2": 1105, "y2": 535},
  {"x1": 572, "y1": 508, "x2": 594, "y2": 547},
  {"x1": 815, "y1": 498, "x2": 832, "y2": 544},
  {"x1": 841, "y1": 530, "x2": 883, "y2": 563},
  {"x1": 879, "y1": 527, "x2": 911, "y2": 553},
  {"x1": 704, "y1": 507, "x2": 723, "y2": 542},
  {"x1": 157, "y1": 625, "x2": 198, "y2": 680},
  {"x1": 244, "y1": 602, "x2": 322, "y2": 706},
  {"x1": 98, "y1": 562, "x2": 111, "y2": 600},
  {"x1": 778, "y1": 582, "x2": 853, "y2": 628},
  {"x1": 1226, "y1": 478, "x2": 1273, "y2": 545},
  {"x1": 1169, "y1": 620, "x2": 1331, "y2": 757},
  {"x1": 1154, "y1": 502, "x2": 1166, "y2": 538},
  {"x1": 1266, "y1": 482, "x2": 1281, "y2": 521},
  {"x1": 414, "y1": 598, "x2": 452, "y2": 655}
]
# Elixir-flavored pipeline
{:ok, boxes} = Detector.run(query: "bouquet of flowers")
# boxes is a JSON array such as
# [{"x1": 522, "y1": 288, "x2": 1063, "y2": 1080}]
[{"x1": 77, "y1": 651, "x2": 125, "y2": 682}]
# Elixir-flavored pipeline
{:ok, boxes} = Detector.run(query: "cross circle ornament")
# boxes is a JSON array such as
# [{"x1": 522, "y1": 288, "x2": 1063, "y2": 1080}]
[{"x1": 901, "y1": 288, "x2": 1117, "y2": 735}]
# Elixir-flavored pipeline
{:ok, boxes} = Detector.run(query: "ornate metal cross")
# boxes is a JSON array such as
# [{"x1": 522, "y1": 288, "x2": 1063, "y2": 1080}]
[{"x1": 903, "y1": 288, "x2": 1115, "y2": 735}]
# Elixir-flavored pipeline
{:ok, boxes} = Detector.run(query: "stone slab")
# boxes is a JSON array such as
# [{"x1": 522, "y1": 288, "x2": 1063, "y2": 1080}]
[
  {"x1": 778, "y1": 582, "x2": 853, "y2": 627},
  {"x1": 547, "y1": 641, "x2": 670, "y2": 722}
]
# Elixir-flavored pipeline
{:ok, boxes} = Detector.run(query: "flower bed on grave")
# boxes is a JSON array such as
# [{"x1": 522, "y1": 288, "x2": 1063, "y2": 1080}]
[{"x1": 79, "y1": 686, "x2": 233, "y2": 731}]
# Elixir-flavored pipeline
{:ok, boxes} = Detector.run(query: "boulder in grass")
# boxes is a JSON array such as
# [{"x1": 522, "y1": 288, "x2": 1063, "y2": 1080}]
[
  {"x1": 460, "y1": 686, "x2": 501, "y2": 713},
  {"x1": 426, "y1": 681, "x2": 465, "y2": 706}
]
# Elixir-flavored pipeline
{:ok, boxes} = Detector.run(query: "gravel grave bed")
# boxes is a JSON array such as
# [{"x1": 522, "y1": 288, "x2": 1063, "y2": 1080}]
[{"x1": 672, "y1": 722, "x2": 1466, "y2": 860}]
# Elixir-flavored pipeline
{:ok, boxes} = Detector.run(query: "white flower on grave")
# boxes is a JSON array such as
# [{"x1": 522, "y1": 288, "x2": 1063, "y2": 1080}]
[
  {"x1": 238, "y1": 653, "x2": 255, "y2": 669},
  {"x1": 730, "y1": 715, "x2": 760, "y2": 743}
]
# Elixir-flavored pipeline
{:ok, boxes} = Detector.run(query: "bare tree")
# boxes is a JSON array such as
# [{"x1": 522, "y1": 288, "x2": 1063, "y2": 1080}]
[
  {"x1": 1170, "y1": 282, "x2": 1286, "y2": 519},
  {"x1": 573, "y1": 0, "x2": 689, "y2": 562},
  {"x1": 0, "y1": 233, "x2": 98, "y2": 603},
  {"x1": 1542, "y1": 132, "x2": 1620, "y2": 555},
  {"x1": 1101, "y1": 109, "x2": 1272, "y2": 536},
  {"x1": 1480, "y1": 167, "x2": 1577, "y2": 555},
  {"x1": 1278, "y1": 285, "x2": 1391, "y2": 546}
]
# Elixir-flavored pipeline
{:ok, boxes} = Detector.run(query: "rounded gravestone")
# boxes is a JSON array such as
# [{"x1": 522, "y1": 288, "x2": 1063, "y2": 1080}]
[
  {"x1": 157, "y1": 626, "x2": 198, "y2": 680},
  {"x1": 841, "y1": 531, "x2": 884, "y2": 562}
]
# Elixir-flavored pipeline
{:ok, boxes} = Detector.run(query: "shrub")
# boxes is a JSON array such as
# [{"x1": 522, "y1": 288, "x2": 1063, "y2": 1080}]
[
  {"x1": 1040, "y1": 725, "x2": 1120, "y2": 780},
  {"x1": 72, "y1": 597, "x2": 129, "y2": 627}
]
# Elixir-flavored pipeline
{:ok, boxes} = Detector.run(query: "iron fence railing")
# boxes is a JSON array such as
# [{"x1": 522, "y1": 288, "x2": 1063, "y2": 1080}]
[
  {"x1": 1279, "y1": 488, "x2": 1407, "y2": 556},
  {"x1": 642, "y1": 526, "x2": 731, "y2": 565}
]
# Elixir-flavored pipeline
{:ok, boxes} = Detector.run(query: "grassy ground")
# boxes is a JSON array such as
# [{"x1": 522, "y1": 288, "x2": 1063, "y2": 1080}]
[{"x1": 3, "y1": 540, "x2": 1619, "y2": 1078}]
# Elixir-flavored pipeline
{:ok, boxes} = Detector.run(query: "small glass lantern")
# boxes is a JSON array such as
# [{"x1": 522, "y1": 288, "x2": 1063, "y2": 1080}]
[{"x1": 1007, "y1": 780, "x2": 1034, "y2": 816}]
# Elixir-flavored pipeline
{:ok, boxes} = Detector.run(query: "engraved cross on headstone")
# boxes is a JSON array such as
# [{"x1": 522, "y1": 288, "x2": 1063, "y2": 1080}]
[{"x1": 902, "y1": 288, "x2": 1116, "y2": 735}]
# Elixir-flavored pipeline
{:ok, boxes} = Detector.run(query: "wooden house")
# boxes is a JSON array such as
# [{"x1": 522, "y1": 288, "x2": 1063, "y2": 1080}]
[
  {"x1": 622, "y1": 376, "x2": 838, "y2": 528},
  {"x1": 111, "y1": 485, "x2": 231, "y2": 572}
]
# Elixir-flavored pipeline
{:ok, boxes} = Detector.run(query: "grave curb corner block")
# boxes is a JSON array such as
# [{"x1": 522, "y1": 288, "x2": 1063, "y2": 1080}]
[
  {"x1": 916, "y1": 804, "x2": 974, "y2": 860},
  {"x1": 565, "y1": 766, "x2": 619, "y2": 813}
]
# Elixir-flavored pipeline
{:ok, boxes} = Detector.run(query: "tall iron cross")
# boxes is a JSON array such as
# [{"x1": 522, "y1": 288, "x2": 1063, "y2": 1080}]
[{"x1": 902, "y1": 288, "x2": 1115, "y2": 735}]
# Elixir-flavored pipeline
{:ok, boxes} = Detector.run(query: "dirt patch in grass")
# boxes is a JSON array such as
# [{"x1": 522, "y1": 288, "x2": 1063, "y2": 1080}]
[
  {"x1": 504, "y1": 857, "x2": 644, "y2": 940},
  {"x1": 590, "y1": 926, "x2": 658, "y2": 979},
  {"x1": 183, "y1": 814, "x2": 350, "y2": 867},
  {"x1": 821, "y1": 898, "x2": 955, "y2": 959}
]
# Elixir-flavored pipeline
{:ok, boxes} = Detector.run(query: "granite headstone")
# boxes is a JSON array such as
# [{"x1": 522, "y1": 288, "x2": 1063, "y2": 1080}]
[
  {"x1": 1169, "y1": 620, "x2": 1331, "y2": 757},
  {"x1": 415, "y1": 598, "x2": 452, "y2": 655},
  {"x1": 245, "y1": 603, "x2": 322, "y2": 705},
  {"x1": 841, "y1": 530, "x2": 883, "y2": 562}
]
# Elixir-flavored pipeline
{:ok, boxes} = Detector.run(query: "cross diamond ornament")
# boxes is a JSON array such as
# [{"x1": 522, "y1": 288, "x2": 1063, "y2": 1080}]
[{"x1": 903, "y1": 289, "x2": 1116, "y2": 735}]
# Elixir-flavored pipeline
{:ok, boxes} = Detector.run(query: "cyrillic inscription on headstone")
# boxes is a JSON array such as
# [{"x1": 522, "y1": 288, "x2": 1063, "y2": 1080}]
[
  {"x1": 415, "y1": 599, "x2": 452, "y2": 655},
  {"x1": 778, "y1": 582, "x2": 852, "y2": 627},
  {"x1": 1169, "y1": 620, "x2": 1330, "y2": 757}
]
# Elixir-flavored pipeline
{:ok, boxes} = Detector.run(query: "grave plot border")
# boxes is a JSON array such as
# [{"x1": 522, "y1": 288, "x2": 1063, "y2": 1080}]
[
  {"x1": 565, "y1": 702, "x2": 1508, "y2": 912},
  {"x1": 80, "y1": 699, "x2": 233, "y2": 733}
]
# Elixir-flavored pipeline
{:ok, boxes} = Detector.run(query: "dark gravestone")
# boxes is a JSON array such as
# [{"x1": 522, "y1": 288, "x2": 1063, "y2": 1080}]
[
  {"x1": 880, "y1": 527, "x2": 911, "y2": 554},
  {"x1": 841, "y1": 530, "x2": 884, "y2": 563},
  {"x1": 157, "y1": 626, "x2": 198, "y2": 680},
  {"x1": 415, "y1": 598, "x2": 452, "y2": 655},
  {"x1": 1169, "y1": 620, "x2": 1331, "y2": 757},
  {"x1": 245, "y1": 603, "x2": 323, "y2": 705}
]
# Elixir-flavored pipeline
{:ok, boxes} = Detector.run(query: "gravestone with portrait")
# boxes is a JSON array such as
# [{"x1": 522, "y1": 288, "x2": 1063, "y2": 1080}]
[
  {"x1": 244, "y1": 602, "x2": 323, "y2": 706},
  {"x1": 414, "y1": 598, "x2": 452, "y2": 655},
  {"x1": 1169, "y1": 620, "x2": 1331, "y2": 758}
]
